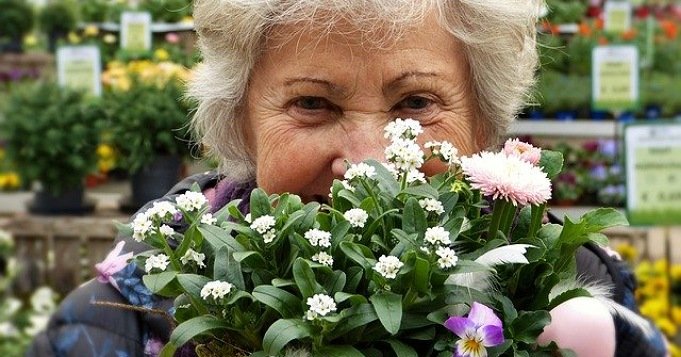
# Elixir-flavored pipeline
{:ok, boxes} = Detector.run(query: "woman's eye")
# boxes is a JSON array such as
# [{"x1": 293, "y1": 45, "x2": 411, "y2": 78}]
[
  {"x1": 395, "y1": 95, "x2": 435, "y2": 112},
  {"x1": 294, "y1": 96, "x2": 331, "y2": 111}
]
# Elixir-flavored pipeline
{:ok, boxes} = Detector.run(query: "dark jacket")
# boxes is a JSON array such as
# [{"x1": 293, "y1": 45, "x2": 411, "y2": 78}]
[{"x1": 27, "y1": 172, "x2": 667, "y2": 357}]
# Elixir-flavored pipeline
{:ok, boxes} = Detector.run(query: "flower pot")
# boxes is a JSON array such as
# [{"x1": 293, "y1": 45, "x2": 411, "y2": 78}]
[
  {"x1": 125, "y1": 155, "x2": 183, "y2": 211},
  {"x1": 28, "y1": 184, "x2": 94, "y2": 215}
]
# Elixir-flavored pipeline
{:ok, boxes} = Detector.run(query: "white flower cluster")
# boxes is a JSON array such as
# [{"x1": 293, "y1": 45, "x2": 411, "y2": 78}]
[
  {"x1": 384, "y1": 138, "x2": 424, "y2": 173},
  {"x1": 344, "y1": 162, "x2": 376, "y2": 181},
  {"x1": 435, "y1": 246, "x2": 458, "y2": 269},
  {"x1": 200, "y1": 280, "x2": 233, "y2": 301},
  {"x1": 159, "y1": 224, "x2": 175, "y2": 237},
  {"x1": 384, "y1": 118, "x2": 423, "y2": 140},
  {"x1": 175, "y1": 191, "x2": 208, "y2": 212},
  {"x1": 373, "y1": 255, "x2": 404, "y2": 280},
  {"x1": 131, "y1": 212, "x2": 153, "y2": 242},
  {"x1": 146, "y1": 201, "x2": 178, "y2": 221},
  {"x1": 201, "y1": 213, "x2": 217, "y2": 225},
  {"x1": 311, "y1": 251, "x2": 334, "y2": 267},
  {"x1": 305, "y1": 294, "x2": 337, "y2": 320},
  {"x1": 180, "y1": 249, "x2": 206, "y2": 268},
  {"x1": 343, "y1": 208, "x2": 369, "y2": 228},
  {"x1": 304, "y1": 228, "x2": 331, "y2": 248},
  {"x1": 383, "y1": 119, "x2": 426, "y2": 183},
  {"x1": 419, "y1": 198, "x2": 445, "y2": 215},
  {"x1": 250, "y1": 215, "x2": 277, "y2": 243},
  {"x1": 424, "y1": 226, "x2": 451, "y2": 246},
  {"x1": 425, "y1": 141, "x2": 460, "y2": 164},
  {"x1": 145, "y1": 254, "x2": 170, "y2": 273},
  {"x1": 422, "y1": 226, "x2": 459, "y2": 270},
  {"x1": 0, "y1": 229, "x2": 13, "y2": 248}
]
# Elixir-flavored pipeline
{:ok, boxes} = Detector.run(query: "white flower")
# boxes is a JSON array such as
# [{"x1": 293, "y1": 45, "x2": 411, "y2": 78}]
[
  {"x1": 304, "y1": 228, "x2": 332, "y2": 248},
  {"x1": 311, "y1": 251, "x2": 334, "y2": 267},
  {"x1": 424, "y1": 226, "x2": 451, "y2": 246},
  {"x1": 30, "y1": 287, "x2": 56, "y2": 314},
  {"x1": 263, "y1": 229, "x2": 277, "y2": 243},
  {"x1": 340, "y1": 180, "x2": 355, "y2": 192},
  {"x1": 373, "y1": 255, "x2": 404, "y2": 279},
  {"x1": 0, "y1": 229, "x2": 13, "y2": 248},
  {"x1": 435, "y1": 246, "x2": 458, "y2": 269},
  {"x1": 384, "y1": 137, "x2": 424, "y2": 173},
  {"x1": 426, "y1": 141, "x2": 460, "y2": 164},
  {"x1": 201, "y1": 213, "x2": 217, "y2": 225},
  {"x1": 250, "y1": 215, "x2": 276, "y2": 234},
  {"x1": 200, "y1": 280, "x2": 234, "y2": 301},
  {"x1": 131, "y1": 212, "x2": 153, "y2": 242},
  {"x1": 405, "y1": 169, "x2": 426, "y2": 184},
  {"x1": 180, "y1": 249, "x2": 206, "y2": 268},
  {"x1": 244, "y1": 213, "x2": 252, "y2": 223},
  {"x1": 306, "y1": 294, "x2": 337, "y2": 319},
  {"x1": 0, "y1": 322, "x2": 18, "y2": 337},
  {"x1": 25, "y1": 314, "x2": 50, "y2": 336},
  {"x1": 147, "y1": 201, "x2": 178, "y2": 220},
  {"x1": 344, "y1": 162, "x2": 376, "y2": 180},
  {"x1": 419, "y1": 198, "x2": 445, "y2": 215},
  {"x1": 383, "y1": 162, "x2": 400, "y2": 180},
  {"x1": 175, "y1": 191, "x2": 208, "y2": 212},
  {"x1": 159, "y1": 224, "x2": 175, "y2": 237},
  {"x1": 344, "y1": 208, "x2": 369, "y2": 228},
  {"x1": 145, "y1": 254, "x2": 170, "y2": 273},
  {"x1": 384, "y1": 118, "x2": 423, "y2": 140}
]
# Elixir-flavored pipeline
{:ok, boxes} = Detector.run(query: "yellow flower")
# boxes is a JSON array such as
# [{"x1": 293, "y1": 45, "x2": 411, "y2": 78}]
[
  {"x1": 68, "y1": 32, "x2": 81, "y2": 44},
  {"x1": 672, "y1": 306, "x2": 681, "y2": 324},
  {"x1": 671, "y1": 265, "x2": 681, "y2": 282},
  {"x1": 640, "y1": 298, "x2": 669, "y2": 319},
  {"x1": 98, "y1": 158, "x2": 115, "y2": 174},
  {"x1": 154, "y1": 48, "x2": 170, "y2": 61},
  {"x1": 615, "y1": 243, "x2": 637, "y2": 263},
  {"x1": 84, "y1": 25, "x2": 99, "y2": 37},
  {"x1": 654, "y1": 259, "x2": 669, "y2": 274},
  {"x1": 450, "y1": 181, "x2": 466, "y2": 193},
  {"x1": 654, "y1": 317, "x2": 677, "y2": 337},
  {"x1": 5, "y1": 172, "x2": 20, "y2": 189},
  {"x1": 103, "y1": 34, "x2": 117, "y2": 44},
  {"x1": 670, "y1": 342, "x2": 681, "y2": 357},
  {"x1": 96, "y1": 144, "x2": 115, "y2": 159},
  {"x1": 23, "y1": 34, "x2": 38, "y2": 47}
]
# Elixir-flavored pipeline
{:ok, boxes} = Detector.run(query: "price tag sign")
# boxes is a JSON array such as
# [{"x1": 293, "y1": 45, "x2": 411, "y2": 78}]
[
  {"x1": 624, "y1": 122, "x2": 681, "y2": 226},
  {"x1": 592, "y1": 45, "x2": 639, "y2": 111},
  {"x1": 56, "y1": 45, "x2": 102, "y2": 97},
  {"x1": 604, "y1": 1, "x2": 632, "y2": 33},
  {"x1": 121, "y1": 11, "x2": 152, "y2": 52}
]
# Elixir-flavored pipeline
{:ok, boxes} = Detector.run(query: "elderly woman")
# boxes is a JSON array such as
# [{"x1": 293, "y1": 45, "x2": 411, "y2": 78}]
[{"x1": 29, "y1": 0, "x2": 666, "y2": 356}]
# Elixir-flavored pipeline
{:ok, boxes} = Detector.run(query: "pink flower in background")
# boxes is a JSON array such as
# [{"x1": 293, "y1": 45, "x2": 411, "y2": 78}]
[
  {"x1": 461, "y1": 151, "x2": 551, "y2": 206},
  {"x1": 95, "y1": 241, "x2": 133, "y2": 290},
  {"x1": 445, "y1": 302, "x2": 505, "y2": 357},
  {"x1": 165, "y1": 32, "x2": 180, "y2": 44},
  {"x1": 144, "y1": 337, "x2": 164, "y2": 356},
  {"x1": 503, "y1": 138, "x2": 541, "y2": 165}
]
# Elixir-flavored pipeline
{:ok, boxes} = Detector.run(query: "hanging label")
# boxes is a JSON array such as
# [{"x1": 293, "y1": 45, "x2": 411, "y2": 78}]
[
  {"x1": 121, "y1": 11, "x2": 152, "y2": 52},
  {"x1": 592, "y1": 45, "x2": 639, "y2": 111},
  {"x1": 624, "y1": 122, "x2": 681, "y2": 226},
  {"x1": 57, "y1": 45, "x2": 102, "y2": 97},
  {"x1": 604, "y1": 1, "x2": 632, "y2": 33}
]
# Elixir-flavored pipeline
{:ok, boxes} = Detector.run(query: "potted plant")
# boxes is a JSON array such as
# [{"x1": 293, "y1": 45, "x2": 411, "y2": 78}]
[
  {"x1": 140, "y1": 0, "x2": 193, "y2": 23},
  {"x1": 0, "y1": 82, "x2": 104, "y2": 214},
  {"x1": 38, "y1": 0, "x2": 77, "y2": 52},
  {"x1": 0, "y1": 0, "x2": 34, "y2": 53},
  {"x1": 106, "y1": 78, "x2": 193, "y2": 210}
]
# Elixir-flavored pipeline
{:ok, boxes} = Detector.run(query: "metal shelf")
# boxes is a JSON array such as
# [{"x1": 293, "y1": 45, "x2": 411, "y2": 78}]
[{"x1": 509, "y1": 120, "x2": 620, "y2": 138}]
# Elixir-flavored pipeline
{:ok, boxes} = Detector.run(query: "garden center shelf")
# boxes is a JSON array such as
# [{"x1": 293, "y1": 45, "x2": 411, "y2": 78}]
[{"x1": 509, "y1": 120, "x2": 619, "y2": 138}]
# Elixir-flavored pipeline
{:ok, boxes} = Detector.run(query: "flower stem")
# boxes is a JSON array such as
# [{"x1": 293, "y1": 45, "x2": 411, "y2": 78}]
[
  {"x1": 159, "y1": 233, "x2": 182, "y2": 271},
  {"x1": 527, "y1": 204, "x2": 545, "y2": 240},
  {"x1": 499, "y1": 202, "x2": 517, "y2": 238},
  {"x1": 487, "y1": 200, "x2": 505, "y2": 240}
]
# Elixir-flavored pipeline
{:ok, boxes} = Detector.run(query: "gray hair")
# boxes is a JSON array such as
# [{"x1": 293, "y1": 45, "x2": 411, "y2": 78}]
[{"x1": 188, "y1": 0, "x2": 543, "y2": 181}]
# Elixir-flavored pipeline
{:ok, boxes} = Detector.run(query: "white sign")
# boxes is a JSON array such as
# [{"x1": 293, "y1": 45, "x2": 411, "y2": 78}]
[
  {"x1": 604, "y1": 1, "x2": 632, "y2": 33},
  {"x1": 624, "y1": 122, "x2": 681, "y2": 226},
  {"x1": 57, "y1": 45, "x2": 102, "y2": 97},
  {"x1": 120, "y1": 11, "x2": 152, "y2": 52},
  {"x1": 592, "y1": 45, "x2": 639, "y2": 111}
]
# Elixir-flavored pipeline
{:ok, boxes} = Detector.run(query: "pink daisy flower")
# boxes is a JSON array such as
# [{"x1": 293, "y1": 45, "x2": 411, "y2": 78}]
[
  {"x1": 460, "y1": 151, "x2": 551, "y2": 206},
  {"x1": 503, "y1": 138, "x2": 541, "y2": 166}
]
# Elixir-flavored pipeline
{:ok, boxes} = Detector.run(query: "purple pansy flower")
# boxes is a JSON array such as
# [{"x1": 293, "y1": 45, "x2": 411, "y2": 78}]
[
  {"x1": 444, "y1": 302, "x2": 505, "y2": 357},
  {"x1": 95, "y1": 241, "x2": 133, "y2": 290}
]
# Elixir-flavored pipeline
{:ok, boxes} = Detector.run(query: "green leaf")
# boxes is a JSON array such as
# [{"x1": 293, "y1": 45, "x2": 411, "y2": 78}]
[
  {"x1": 370, "y1": 291, "x2": 403, "y2": 335},
  {"x1": 329, "y1": 303, "x2": 379, "y2": 340},
  {"x1": 249, "y1": 188, "x2": 272, "y2": 218},
  {"x1": 317, "y1": 345, "x2": 364, "y2": 356},
  {"x1": 339, "y1": 242, "x2": 376, "y2": 270},
  {"x1": 143, "y1": 271, "x2": 178, "y2": 295},
  {"x1": 401, "y1": 184, "x2": 440, "y2": 199},
  {"x1": 385, "y1": 339, "x2": 418, "y2": 357},
  {"x1": 322, "y1": 270, "x2": 347, "y2": 295},
  {"x1": 345, "y1": 267, "x2": 364, "y2": 292},
  {"x1": 252, "y1": 285, "x2": 303, "y2": 318},
  {"x1": 214, "y1": 247, "x2": 245, "y2": 291},
  {"x1": 510, "y1": 310, "x2": 551, "y2": 344},
  {"x1": 176, "y1": 274, "x2": 211, "y2": 300},
  {"x1": 330, "y1": 220, "x2": 351, "y2": 250},
  {"x1": 539, "y1": 149, "x2": 563, "y2": 179},
  {"x1": 262, "y1": 319, "x2": 311, "y2": 356},
  {"x1": 402, "y1": 197, "x2": 428, "y2": 236},
  {"x1": 162, "y1": 315, "x2": 228, "y2": 357},
  {"x1": 272, "y1": 278, "x2": 296, "y2": 288},
  {"x1": 199, "y1": 225, "x2": 245, "y2": 252},
  {"x1": 293, "y1": 258, "x2": 320, "y2": 299},
  {"x1": 548, "y1": 288, "x2": 592, "y2": 310},
  {"x1": 413, "y1": 256, "x2": 431, "y2": 293},
  {"x1": 580, "y1": 208, "x2": 629, "y2": 229},
  {"x1": 232, "y1": 251, "x2": 268, "y2": 270},
  {"x1": 366, "y1": 159, "x2": 399, "y2": 196},
  {"x1": 334, "y1": 292, "x2": 367, "y2": 305}
]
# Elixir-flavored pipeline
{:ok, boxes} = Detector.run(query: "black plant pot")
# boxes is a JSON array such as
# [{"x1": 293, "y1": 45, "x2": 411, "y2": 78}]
[
  {"x1": 125, "y1": 156, "x2": 183, "y2": 212},
  {"x1": 28, "y1": 185, "x2": 94, "y2": 215}
]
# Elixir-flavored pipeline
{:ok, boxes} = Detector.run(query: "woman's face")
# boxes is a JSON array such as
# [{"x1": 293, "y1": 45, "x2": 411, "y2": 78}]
[{"x1": 243, "y1": 18, "x2": 487, "y2": 202}]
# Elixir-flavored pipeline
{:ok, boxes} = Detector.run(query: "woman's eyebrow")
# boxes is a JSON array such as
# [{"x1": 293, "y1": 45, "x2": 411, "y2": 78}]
[
  {"x1": 283, "y1": 77, "x2": 348, "y2": 97},
  {"x1": 383, "y1": 71, "x2": 440, "y2": 94}
]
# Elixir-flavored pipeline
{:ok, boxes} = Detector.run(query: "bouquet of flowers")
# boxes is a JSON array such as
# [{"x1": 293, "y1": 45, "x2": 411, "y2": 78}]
[{"x1": 116, "y1": 119, "x2": 627, "y2": 356}]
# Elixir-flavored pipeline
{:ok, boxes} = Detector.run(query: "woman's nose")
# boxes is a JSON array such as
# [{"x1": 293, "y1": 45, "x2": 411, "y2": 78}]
[{"x1": 331, "y1": 123, "x2": 387, "y2": 177}]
